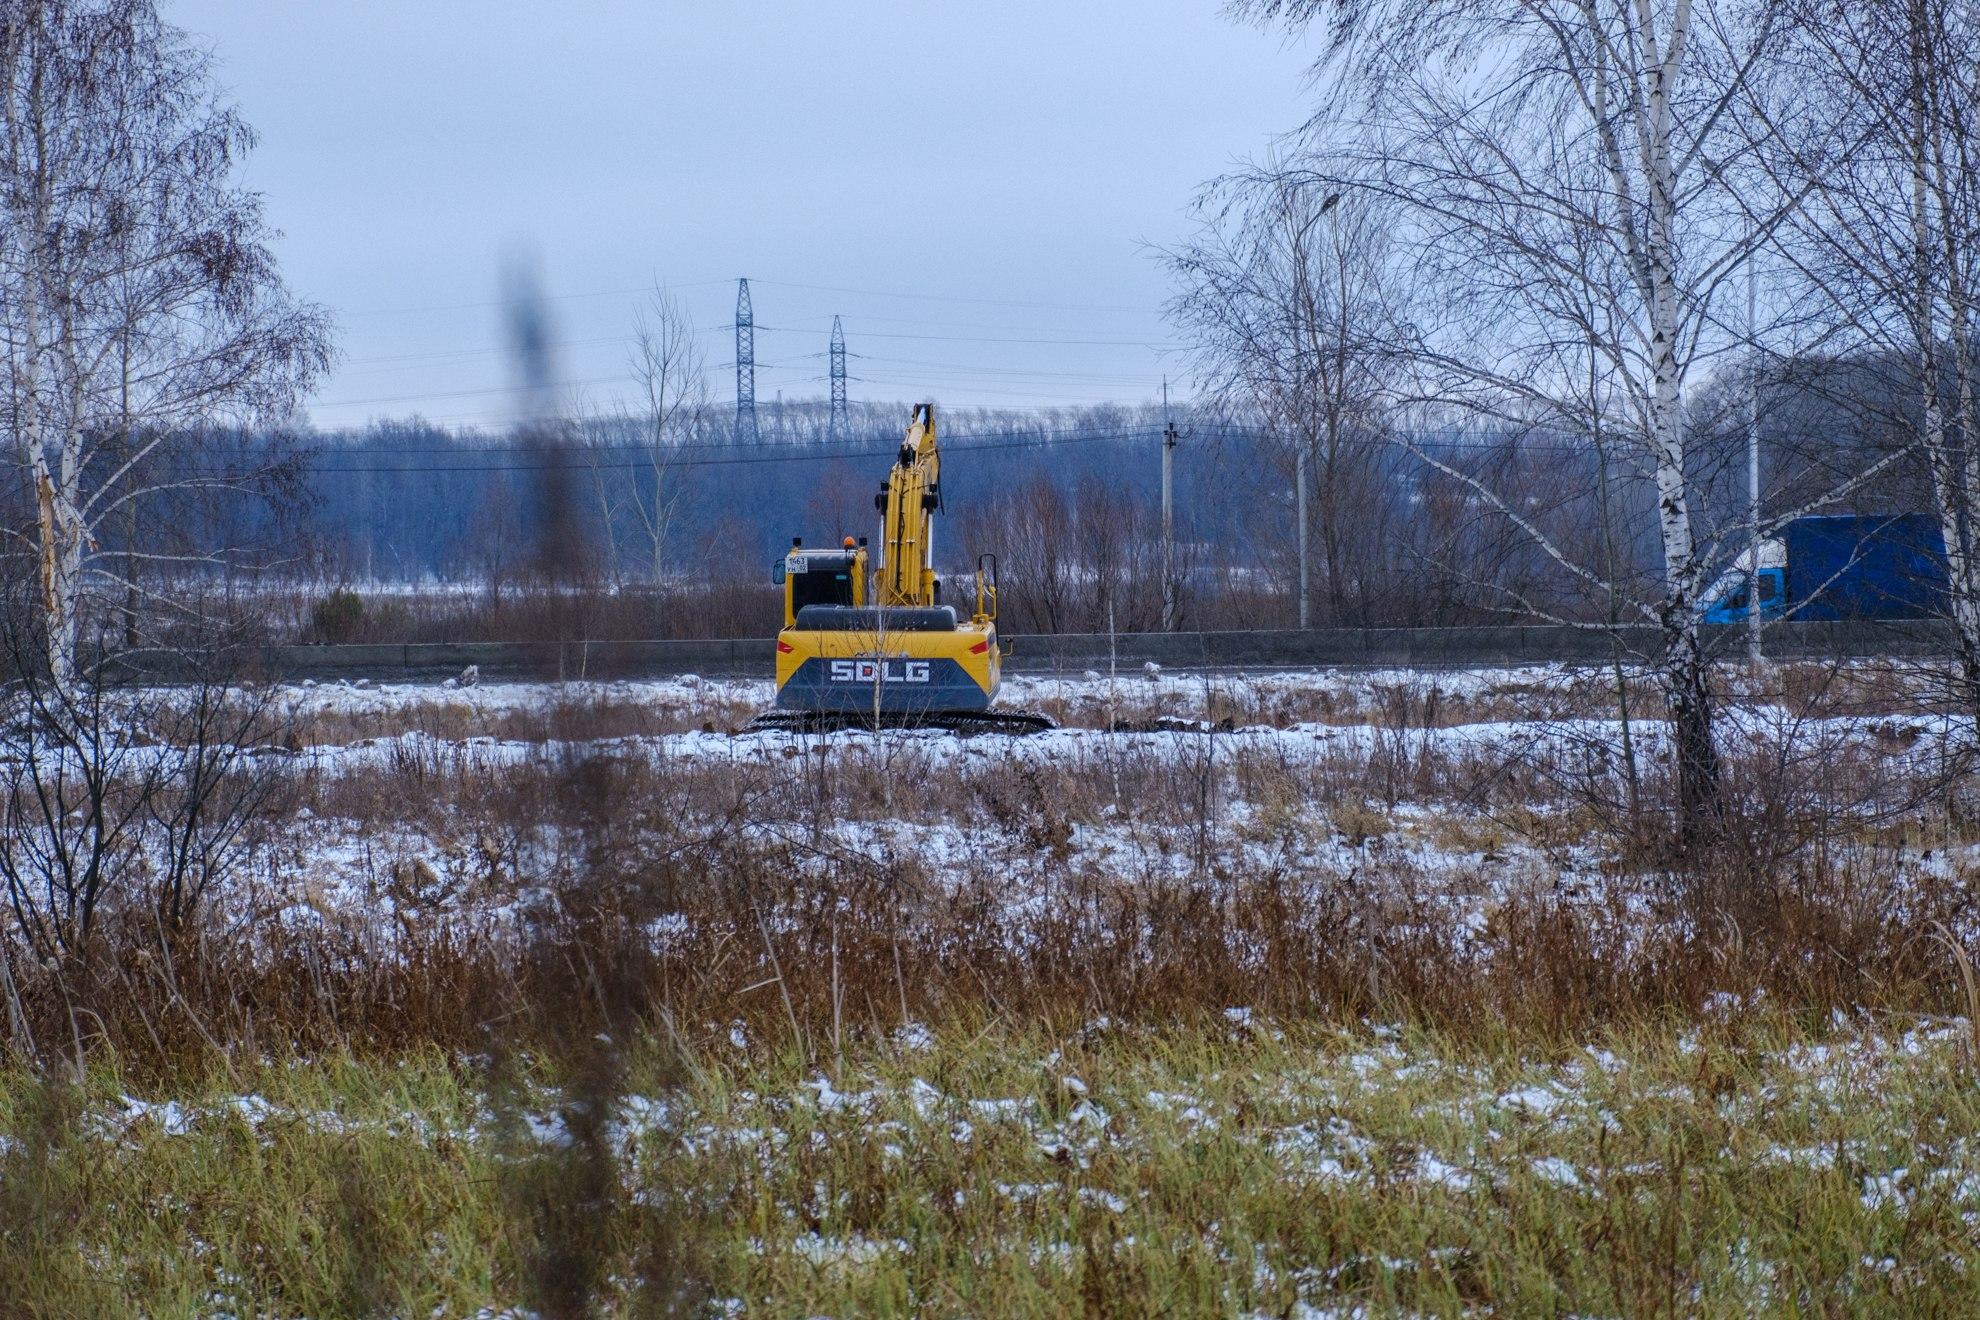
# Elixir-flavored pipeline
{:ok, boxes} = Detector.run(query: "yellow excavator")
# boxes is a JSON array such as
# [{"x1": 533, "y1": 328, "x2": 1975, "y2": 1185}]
[{"x1": 749, "y1": 403, "x2": 1050, "y2": 733}]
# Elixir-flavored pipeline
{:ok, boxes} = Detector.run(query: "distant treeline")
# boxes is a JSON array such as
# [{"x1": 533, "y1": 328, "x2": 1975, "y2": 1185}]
[
  {"x1": 0, "y1": 370, "x2": 1938, "y2": 642},
  {"x1": 287, "y1": 370, "x2": 1929, "y2": 634},
  {"x1": 303, "y1": 402, "x2": 1204, "y2": 588}
]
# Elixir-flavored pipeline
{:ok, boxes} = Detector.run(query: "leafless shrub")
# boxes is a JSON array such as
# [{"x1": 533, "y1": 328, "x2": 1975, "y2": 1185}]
[{"x1": 0, "y1": 595, "x2": 297, "y2": 1070}]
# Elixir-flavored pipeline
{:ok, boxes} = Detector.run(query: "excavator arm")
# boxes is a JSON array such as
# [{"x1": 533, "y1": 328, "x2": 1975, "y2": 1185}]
[{"x1": 877, "y1": 403, "x2": 941, "y2": 608}]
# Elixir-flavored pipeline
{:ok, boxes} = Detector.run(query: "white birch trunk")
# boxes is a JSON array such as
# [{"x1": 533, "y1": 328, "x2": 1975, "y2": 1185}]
[
  {"x1": 14, "y1": 228, "x2": 83, "y2": 689},
  {"x1": 1905, "y1": 13, "x2": 1980, "y2": 712},
  {"x1": 1634, "y1": 0, "x2": 1722, "y2": 829}
]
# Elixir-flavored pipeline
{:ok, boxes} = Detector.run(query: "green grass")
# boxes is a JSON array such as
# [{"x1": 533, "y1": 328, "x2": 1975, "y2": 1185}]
[{"x1": 4, "y1": 1013, "x2": 1979, "y2": 1316}]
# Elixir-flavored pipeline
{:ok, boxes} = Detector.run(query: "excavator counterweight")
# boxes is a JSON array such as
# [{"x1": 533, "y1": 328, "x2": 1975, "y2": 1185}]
[{"x1": 748, "y1": 404, "x2": 1051, "y2": 734}]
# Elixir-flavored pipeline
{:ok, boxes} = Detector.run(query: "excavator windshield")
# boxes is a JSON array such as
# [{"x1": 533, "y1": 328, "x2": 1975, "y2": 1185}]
[
  {"x1": 777, "y1": 543, "x2": 868, "y2": 626},
  {"x1": 789, "y1": 557, "x2": 857, "y2": 612}
]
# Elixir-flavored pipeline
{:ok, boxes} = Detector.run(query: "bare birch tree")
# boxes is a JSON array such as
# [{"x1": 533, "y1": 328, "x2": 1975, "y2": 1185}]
[
  {"x1": 1163, "y1": 166, "x2": 1404, "y2": 625},
  {"x1": 625, "y1": 285, "x2": 708, "y2": 587},
  {"x1": 578, "y1": 287, "x2": 709, "y2": 594},
  {"x1": 1753, "y1": 0, "x2": 1980, "y2": 711},
  {"x1": 0, "y1": 0, "x2": 331, "y2": 687},
  {"x1": 1237, "y1": 0, "x2": 1788, "y2": 838}
]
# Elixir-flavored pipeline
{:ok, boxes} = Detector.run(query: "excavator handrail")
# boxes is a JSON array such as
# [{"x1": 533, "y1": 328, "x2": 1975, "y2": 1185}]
[
  {"x1": 973, "y1": 552, "x2": 999, "y2": 625},
  {"x1": 794, "y1": 605, "x2": 959, "y2": 632}
]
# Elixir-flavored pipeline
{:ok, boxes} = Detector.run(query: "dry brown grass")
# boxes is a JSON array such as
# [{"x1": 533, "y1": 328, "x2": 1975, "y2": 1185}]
[
  {"x1": 1009, "y1": 657, "x2": 1957, "y2": 733},
  {"x1": 0, "y1": 650, "x2": 1972, "y2": 1096},
  {"x1": 284, "y1": 684, "x2": 762, "y2": 747},
  {"x1": 1, "y1": 674, "x2": 1972, "y2": 1086}
]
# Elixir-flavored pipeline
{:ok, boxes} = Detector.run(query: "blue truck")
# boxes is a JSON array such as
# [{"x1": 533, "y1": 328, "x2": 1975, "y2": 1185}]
[{"x1": 1699, "y1": 513, "x2": 1949, "y2": 625}]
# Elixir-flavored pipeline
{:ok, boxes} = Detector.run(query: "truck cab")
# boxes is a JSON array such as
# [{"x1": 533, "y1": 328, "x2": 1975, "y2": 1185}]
[{"x1": 1700, "y1": 539, "x2": 1788, "y2": 624}]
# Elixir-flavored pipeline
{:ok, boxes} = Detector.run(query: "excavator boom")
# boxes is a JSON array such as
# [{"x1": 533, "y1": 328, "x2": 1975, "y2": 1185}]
[{"x1": 879, "y1": 403, "x2": 941, "y2": 608}]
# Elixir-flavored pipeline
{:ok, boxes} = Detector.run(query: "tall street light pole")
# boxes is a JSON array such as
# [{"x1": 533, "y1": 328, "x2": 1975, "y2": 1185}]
[
  {"x1": 1162, "y1": 378, "x2": 1178, "y2": 632},
  {"x1": 1747, "y1": 234, "x2": 1764, "y2": 667},
  {"x1": 1296, "y1": 192, "x2": 1342, "y2": 633}
]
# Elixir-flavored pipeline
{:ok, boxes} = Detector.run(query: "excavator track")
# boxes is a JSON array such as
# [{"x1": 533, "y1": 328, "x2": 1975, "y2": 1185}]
[{"x1": 743, "y1": 707, "x2": 1055, "y2": 736}]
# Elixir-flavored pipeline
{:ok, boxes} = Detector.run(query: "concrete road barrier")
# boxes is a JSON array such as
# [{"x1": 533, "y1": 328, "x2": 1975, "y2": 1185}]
[{"x1": 254, "y1": 619, "x2": 1952, "y2": 683}]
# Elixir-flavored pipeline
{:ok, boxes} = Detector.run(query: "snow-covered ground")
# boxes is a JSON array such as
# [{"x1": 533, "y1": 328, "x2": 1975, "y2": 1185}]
[
  {"x1": 275, "y1": 662, "x2": 1604, "y2": 724},
  {"x1": 194, "y1": 662, "x2": 1970, "y2": 962},
  {"x1": 7, "y1": 662, "x2": 1971, "y2": 961},
  {"x1": 280, "y1": 672, "x2": 764, "y2": 722},
  {"x1": 267, "y1": 663, "x2": 1970, "y2": 813}
]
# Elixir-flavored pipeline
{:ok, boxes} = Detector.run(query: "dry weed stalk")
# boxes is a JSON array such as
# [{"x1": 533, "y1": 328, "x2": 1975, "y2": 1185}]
[{"x1": 1930, "y1": 922, "x2": 1980, "y2": 1072}]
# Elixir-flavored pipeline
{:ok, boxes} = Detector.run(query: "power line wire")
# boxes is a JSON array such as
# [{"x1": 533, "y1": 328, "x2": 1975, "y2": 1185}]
[
  {"x1": 298, "y1": 428, "x2": 1172, "y2": 476},
  {"x1": 850, "y1": 353, "x2": 1166, "y2": 382},
  {"x1": 341, "y1": 276, "x2": 736, "y2": 318},
  {"x1": 750, "y1": 323, "x2": 1180, "y2": 348},
  {"x1": 305, "y1": 396, "x2": 1187, "y2": 429},
  {"x1": 746, "y1": 277, "x2": 1157, "y2": 315},
  {"x1": 301, "y1": 419, "x2": 1175, "y2": 457}
]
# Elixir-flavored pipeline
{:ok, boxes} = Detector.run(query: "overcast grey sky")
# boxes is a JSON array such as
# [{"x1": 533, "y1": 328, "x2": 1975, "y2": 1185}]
[{"x1": 168, "y1": 2, "x2": 1314, "y2": 431}]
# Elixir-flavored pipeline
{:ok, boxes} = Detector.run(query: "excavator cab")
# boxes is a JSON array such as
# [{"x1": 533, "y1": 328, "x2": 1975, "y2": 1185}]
[{"x1": 774, "y1": 537, "x2": 867, "y2": 621}]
